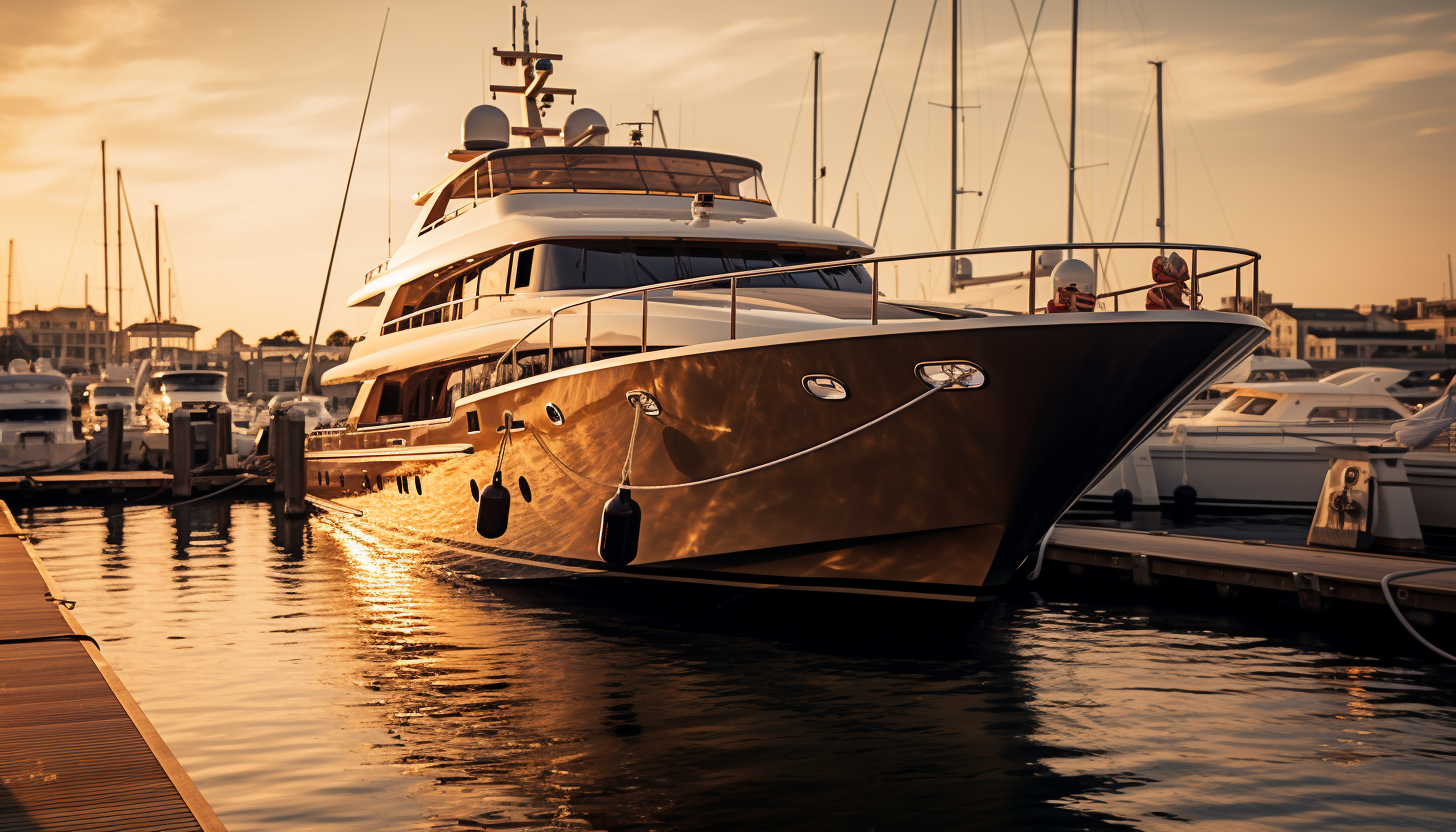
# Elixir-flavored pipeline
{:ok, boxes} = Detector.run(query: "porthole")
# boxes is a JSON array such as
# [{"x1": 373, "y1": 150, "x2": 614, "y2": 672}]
[
  {"x1": 414, "y1": 475, "x2": 422, "y2": 495},
  {"x1": 470, "y1": 478, "x2": 480, "y2": 501},
  {"x1": 802, "y1": 375, "x2": 848, "y2": 400},
  {"x1": 518, "y1": 476, "x2": 533, "y2": 503},
  {"x1": 466, "y1": 410, "x2": 480, "y2": 433},
  {"x1": 544, "y1": 403, "x2": 564, "y2": 426},
  {"x1": 375, "y1": 474, "x2": 383, "y2": 491}
]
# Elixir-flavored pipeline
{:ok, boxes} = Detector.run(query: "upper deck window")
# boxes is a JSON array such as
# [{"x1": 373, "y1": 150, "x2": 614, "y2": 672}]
[{"x1": 421, "y1": 148, "x2": 770, "y2": 234}]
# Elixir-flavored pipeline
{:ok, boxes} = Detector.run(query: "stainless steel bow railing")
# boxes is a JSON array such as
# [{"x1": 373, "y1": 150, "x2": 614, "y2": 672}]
[{"x1": 482, "y1": 241, "x2": 1263, "y2": 386}]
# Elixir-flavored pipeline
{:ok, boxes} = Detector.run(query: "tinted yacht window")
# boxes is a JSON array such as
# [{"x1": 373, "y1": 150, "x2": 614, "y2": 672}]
[{"x1": 529, "y1": 242, "x2": 870, "y2": 293}]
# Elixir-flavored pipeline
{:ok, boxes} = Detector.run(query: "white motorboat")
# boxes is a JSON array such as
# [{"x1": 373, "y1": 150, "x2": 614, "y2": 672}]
[
  {"x1": 1085, "y1": 367, "x2": 1456, "y2": 531},
  {"x1": 138, "y1": 369, "x2": 230, "y2": 430},
  {"x1": 300, "y1": 19, "x2": 1268, "y2": 607},
  {"x1": 0, "y1": 359, "x2": 88, "y2": 472},
  {"x1": 1171, "y1": 355, "x2": 1319, "y2": 422}
]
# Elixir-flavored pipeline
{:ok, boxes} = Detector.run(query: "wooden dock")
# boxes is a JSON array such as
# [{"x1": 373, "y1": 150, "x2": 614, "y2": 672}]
[
  {"x1": 0, "y1": 502, "x2": 226, "y2": 831},
  {"x1": 1045, "y1": 524, "x2": 1456, "y2": 614},
  {"x1": 0, "y1": 471, "x2": 262, "y2": 498}
]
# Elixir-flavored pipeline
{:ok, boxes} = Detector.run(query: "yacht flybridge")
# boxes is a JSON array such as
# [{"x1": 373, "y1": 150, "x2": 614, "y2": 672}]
[{"x1": 309, "y1": 18, "x2": 1269, "y2": 606}]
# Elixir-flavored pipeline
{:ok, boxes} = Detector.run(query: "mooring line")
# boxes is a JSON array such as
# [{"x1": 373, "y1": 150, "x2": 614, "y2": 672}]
[{"x1": 530, "y1": 382, "x2": 947, "y2": 492}]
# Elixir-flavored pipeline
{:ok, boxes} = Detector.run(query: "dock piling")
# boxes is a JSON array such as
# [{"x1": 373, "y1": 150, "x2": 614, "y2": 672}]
[
  {"x1": 283, "y1": 408, "x2": 307, "y2": 516},
  {"x1": 169, "y1": 409, "x2": 192, "y2": 499},
  {"x1": 214, "y1": 404, "x2": 233, "y2": 469},
  {"x1": 105, "y1": 403, "x2": 124, "y2": 471},
  {"x1": 270, "y1": 409, "x2": 286, "y2": 494}
]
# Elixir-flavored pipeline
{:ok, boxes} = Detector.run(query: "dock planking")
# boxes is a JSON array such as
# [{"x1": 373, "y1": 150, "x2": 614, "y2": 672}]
[
  {"x1": 1046, "y1": 524, "x2": 1456, "y2": 614},
  {"x1": 0, "y1": 501, "x2": 226, "y2": 831}
]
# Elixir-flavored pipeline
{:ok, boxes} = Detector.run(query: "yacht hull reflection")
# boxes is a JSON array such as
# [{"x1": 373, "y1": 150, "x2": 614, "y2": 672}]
[{"x1": 308, "y1": 313, "x2": 1266, "y2": 602}]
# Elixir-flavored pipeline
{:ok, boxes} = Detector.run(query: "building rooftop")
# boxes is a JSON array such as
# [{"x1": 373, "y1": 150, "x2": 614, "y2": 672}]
[
  {"x1": 1274, "y1": 307, "x2": 1368, "y2": 323},
  {"x1": 1306, "y1": 327, "x2": 1435, "y2": 340}
]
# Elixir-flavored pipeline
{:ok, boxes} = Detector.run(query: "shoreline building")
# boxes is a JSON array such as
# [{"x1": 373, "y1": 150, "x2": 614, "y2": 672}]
[{"x1": 7, "y1": 305, "x2": 112, "y2": 373}]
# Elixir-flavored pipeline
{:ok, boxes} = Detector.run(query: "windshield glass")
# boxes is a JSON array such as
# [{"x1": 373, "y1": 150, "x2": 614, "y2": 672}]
[
  {"x1": 0, "y1": 407, "x2": 69, "y2": 422},
  {"x1": 151, "y1": 373, "x2": 225, "y2": 392},
  {"x1": 451, "y1": 151, "x2": 768, "y2": 201},
  {"x1": 1323, "y1": 370, "x2": 1366, "y2": 385},
  {"x1": 0, "y1": 377, "x2": 65, "y2": 392},
  {"x1": 94, "y1": 386, "x2": 134, "y2": 397},
  {"x1": 530, "y1": 242, "x2": 870, "y2": 294}
]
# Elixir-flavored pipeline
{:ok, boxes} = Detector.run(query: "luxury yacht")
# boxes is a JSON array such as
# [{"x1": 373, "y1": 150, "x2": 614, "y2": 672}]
[
  {"x1": 306, "y1": 29, "x2": 1267, "y2": 605},
  {"x1": 0, "y1": 359, "x2": 88, "y2": 473}
]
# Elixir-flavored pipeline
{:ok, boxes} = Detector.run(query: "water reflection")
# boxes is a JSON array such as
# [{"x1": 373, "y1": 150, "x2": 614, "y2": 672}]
[{"x1": 23, "y1": 502, "x2": 1456, "y2": 832}]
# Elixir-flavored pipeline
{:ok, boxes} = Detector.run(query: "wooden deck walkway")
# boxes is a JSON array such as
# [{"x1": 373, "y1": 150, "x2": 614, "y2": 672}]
[
  {"x1": 1046, "y1": 524, "x2": 1456, "y2": 614},
  {"x1": 0, "y1": 502, "x2": 226, "y2": 831}
]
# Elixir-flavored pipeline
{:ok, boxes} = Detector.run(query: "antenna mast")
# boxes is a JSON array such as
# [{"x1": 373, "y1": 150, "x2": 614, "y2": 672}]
[
  {"x1": 811, "y1": 50, "x2": 822, "y2": 223},
  {"x1": 5, "y1": 239, "x2": 12, "y2": 328}
]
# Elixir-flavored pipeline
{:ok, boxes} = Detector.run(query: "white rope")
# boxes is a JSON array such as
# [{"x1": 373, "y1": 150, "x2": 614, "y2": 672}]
[
  {"x1": 1028, "y1": 525, "x2": 1054, "y2": 580},
  {"x1": 531, "y1": 382, "x2": 948, "y2": 492},
  {"x1": 1381, "y1": 566, "x2": 1456, "y2": 662}
]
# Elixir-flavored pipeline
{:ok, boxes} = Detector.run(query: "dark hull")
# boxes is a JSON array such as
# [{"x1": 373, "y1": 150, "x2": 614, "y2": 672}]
[{"x1": 308, "y1": 313, "x2": 1266, "y2": 602}]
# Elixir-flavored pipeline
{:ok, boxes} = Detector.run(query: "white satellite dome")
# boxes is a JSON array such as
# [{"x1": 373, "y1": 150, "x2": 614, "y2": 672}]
[
  {"x1": 462, "y1": 105, "x2": 510, "y2": 151},
  {"x1": 563, "y1": 108, "x2": 608, "y2": 146},
  {"x1": 1050, "y1": 257, "x2": 1096, "y2": 295},
  {"x1": 7, "y1": 358, "x2": 29, "y2": 374}
]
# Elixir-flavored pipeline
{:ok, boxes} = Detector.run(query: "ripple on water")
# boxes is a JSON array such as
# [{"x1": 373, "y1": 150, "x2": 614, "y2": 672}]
[{"x1": 22, "y1": 500, "x2": 1456, "y2": 831}]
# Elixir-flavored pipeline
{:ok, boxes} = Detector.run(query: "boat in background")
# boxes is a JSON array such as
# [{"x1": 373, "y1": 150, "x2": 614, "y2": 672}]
[
  {"x1": 0, "y1": 359, "x2": 89, "y2": 473},
  {"x1": 1085, "y1": 367, "x2": 1456, "y2": 531}
]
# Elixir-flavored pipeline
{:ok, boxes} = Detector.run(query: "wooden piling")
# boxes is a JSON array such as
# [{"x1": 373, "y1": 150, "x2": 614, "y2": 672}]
[
  {"x1": 105, "y1": 403, "x2": 124, "y2": 471},
  {"x1": 213, "y1": 405, "x2": 232, "y2": 470},
  {"x1": 169, "y1": 409, "x2": 191, "y2": 499},
  {"x1": 270, "y1": 410, "x2": 286, "y2": 494},
  {"x1": 282, "y1": 409, "x2": 307, "y2": 517}
]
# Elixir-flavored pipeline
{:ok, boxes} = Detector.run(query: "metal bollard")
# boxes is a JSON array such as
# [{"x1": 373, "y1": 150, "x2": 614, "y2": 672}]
[
  {"x1": 105, "y1": 404, "x2": 124, "y2": 471},
  {"x1": 283, "y1": 409, "x2": 307, "y2": 517},
  {"x1": 213, "y1": 405, "x2": 233, "y2": 469},
  {"x1": 169, "y1": 408, "x2": 192, "y2": 499}
]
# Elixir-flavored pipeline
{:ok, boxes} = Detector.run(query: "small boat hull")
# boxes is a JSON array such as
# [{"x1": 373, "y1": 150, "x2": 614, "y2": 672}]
[{"x1": 308, "y1": 312, "x2": 1265, "y2": 601}]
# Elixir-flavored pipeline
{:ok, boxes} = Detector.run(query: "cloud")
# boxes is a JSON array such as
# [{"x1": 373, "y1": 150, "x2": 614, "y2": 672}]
[
  {"x1": 1377, "y1": 9, "x2": 1452, "y2": 27},
  {"x1": 1415, "y1": 124, "x2": 1455, "y2": 136}
]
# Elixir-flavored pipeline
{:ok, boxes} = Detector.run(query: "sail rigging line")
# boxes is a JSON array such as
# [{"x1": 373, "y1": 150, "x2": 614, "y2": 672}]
[
  {"x1": 1097, "y1": 73, "x2": 1156, "y2": 293},
  {"x1": 1008, "y1": 0, "x2": 1095, "y2": 245},
  {"x1": 830, "y1": 0, "x2": 897, "y2": 228},
  {"x1": 971, "y1": 0, "x2": 1046, "y2": 248},
  {"x1": 56, "y1": 154, "x2": 99, "y2": 306},
  {"x1": 1167, "y1": 72, "x2": 1237, "y2": 245},
  {"x1": 775, "y1": 56, "x2": 816, "y2": 207},
  {"x1": 302, "y1": 8, "x2": 390, "y2": 395},
  {"x1": 159, "y1": 208, "x2": 183, "y2": 322},
  {"x1": 871, "y1": 0, "x2": 940, "y2": 248},
  {"x1": 1102, "y1": 87, "x2": 1155, "y2": 274},
  {"x1": 117, "y1": 172, "x2": 159, "y2": 324}
]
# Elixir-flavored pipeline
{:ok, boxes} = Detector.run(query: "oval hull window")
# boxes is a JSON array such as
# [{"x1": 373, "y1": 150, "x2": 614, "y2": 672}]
[
  {"x1": 915, "y1": 361, "x2": 986, "y2": 389},
  {"x1": 802, "y1": 375, "x2": 848, "y2": 400},
  {"x1": 544, "y1": 403, "x2": 564, "y2": 426}
]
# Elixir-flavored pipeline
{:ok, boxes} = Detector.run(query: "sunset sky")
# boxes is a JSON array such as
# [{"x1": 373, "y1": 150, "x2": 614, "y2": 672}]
[{"x1": 1, "y1": 0, "x2": 1453, "y2": 345}]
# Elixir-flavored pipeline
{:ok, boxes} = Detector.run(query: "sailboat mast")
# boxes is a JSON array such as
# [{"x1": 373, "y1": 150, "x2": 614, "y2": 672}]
[
  {"x1": 811, "y1": 50, "x2": 821, "y2": 224},
  {"x1": 100, "y1": 140, "x2": 109, "y2": 327},
  {"x1": 116, "y1": 168, "x2": 123, "y2": 363},
  {"x1": 154, "y1": 203, "x2": 162, "y2": 361},
  {"x1": 949, "y1": 0, "x2": 958, "y2": 266},
  {"x1": 1151, "y1": 60, "x2": 1165, "y2": 245},
  {"x1": 1066, "y1": 0, "x2": 1078, "y2": 246},
  {"x1": 5, "y1": 239, "x2": 12, "y2": 327}
]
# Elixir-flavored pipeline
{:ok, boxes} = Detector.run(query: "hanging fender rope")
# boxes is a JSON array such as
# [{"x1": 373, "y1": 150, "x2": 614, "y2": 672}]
[{"x1": 530, "y1": 381, "x2": 949, "y2": 492}]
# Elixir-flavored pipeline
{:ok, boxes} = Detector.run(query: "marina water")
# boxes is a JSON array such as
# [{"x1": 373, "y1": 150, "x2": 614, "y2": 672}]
[{"x1": 25, "y1": 499, "x2": 1456, "y2": 831}]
